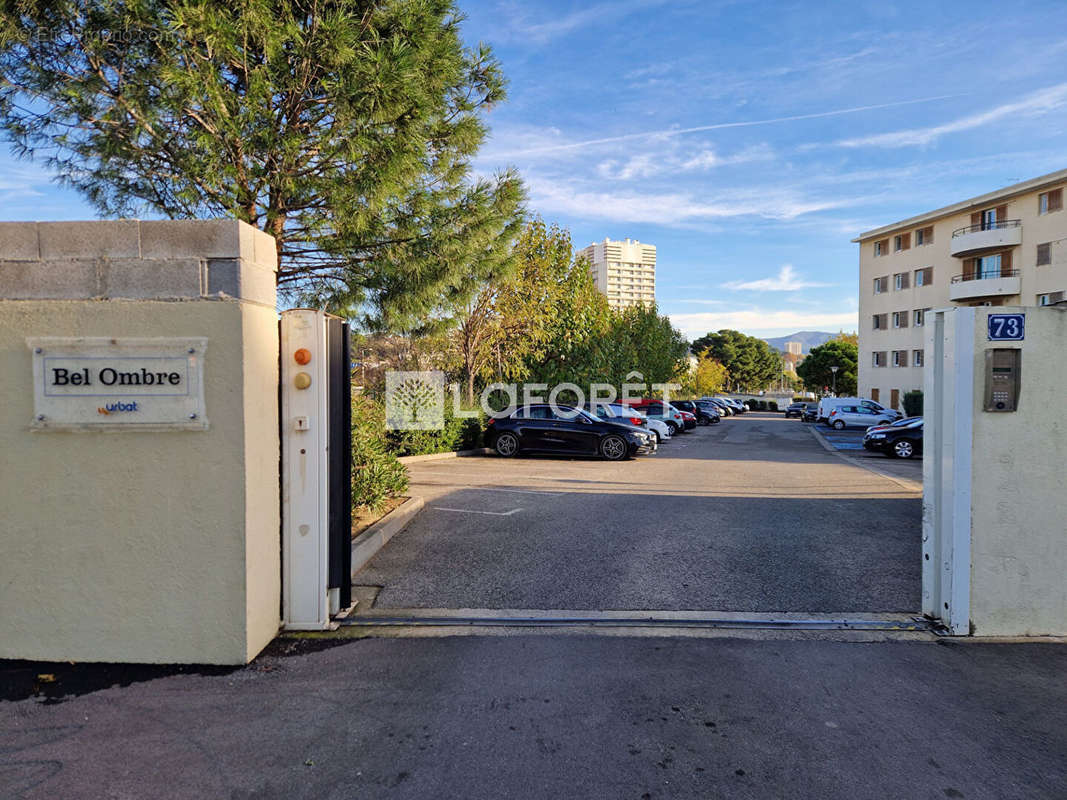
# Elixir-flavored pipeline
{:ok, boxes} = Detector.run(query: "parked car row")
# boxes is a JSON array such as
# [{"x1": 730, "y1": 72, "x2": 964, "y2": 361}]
[
  {"x1": 782, "y1": 396, "x2": 923, "y2": 459},
  {"x1": 483, "y1": 396, "x2": 748, "y2": 460}
]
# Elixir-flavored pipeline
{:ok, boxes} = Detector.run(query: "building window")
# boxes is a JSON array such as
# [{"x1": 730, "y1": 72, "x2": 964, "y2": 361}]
[
  {"x1": 893, "y1": 233, "x2": 910, "y2": 252},
  {"x1": 914, "y1": 267, "x2": 933, "y2": 286},
  {"x1": 874, "y1": 239, "x2": 889, "y2": 256},
  {"x1": 872, "y1": 313, "x2": 888, "y2": 330},
  {"x1": 913, "y1": 349, "x2": 924, "y2": 367},
  {"x1": 873, "y1": 276, "x2": 888, "y2": 294},
  {"x1": 975, "y1": 254, "x2": 1002, "y2": 279},
  {"x1": 1038, "y1": 291, "x2": 1064, "y2": 306},
  {"x1": 894, "y1": 272, "x2": 910, "y2": 290},
  {"x1": 892, "y1": 311, "x2": 909, "y2": 329},
  {"x1": 981, "y1": 208, "x2": 998, "y2": 230},
  {"x1": 892, "y1": 350, "x2": 908, "y2": 367},
  {"x1": 1037, "y1": 243, "x2": 1052, "y2": 266},
  {"x1": 915, "y1": 226, "x2": 934, "y2": 246},
  {"x1": 873, "y1": 352, "x2": 886, "y2": 367},
  {"x1": 913, "y1": 309, "x2": 924, "y2": 327},
  {"x1": 1039, "y1": 188, "x2": 1063, "y2": 215}
]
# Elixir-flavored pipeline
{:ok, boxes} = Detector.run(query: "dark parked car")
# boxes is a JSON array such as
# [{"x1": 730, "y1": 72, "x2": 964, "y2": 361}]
[
  {"x1": 863, "y1": 418, "x2": 923, "y2": 458},
  {"x1": 486, "y1": 404, "x2": 654, "y2": 460},
  {"x1": 695, "y1": 400, "x2": 723, "y2": 423},
  {"x1": 672, "y1": 400, "x2": 720, "y2": 425},
  {"x1": 801, "y1": 403, "x2": 818, "y2": 423},
  {"x1": 784, "y1": 402, "x2": 806, "y2": 418}
]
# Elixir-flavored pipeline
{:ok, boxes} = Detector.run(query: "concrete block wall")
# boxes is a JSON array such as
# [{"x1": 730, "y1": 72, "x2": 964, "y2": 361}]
[
  {"x1": 0, "y1": 219, "x2": 277, "y2": 306},
  {"x1": 0, "y1": 219, "x2": 281, "y2": 665}
]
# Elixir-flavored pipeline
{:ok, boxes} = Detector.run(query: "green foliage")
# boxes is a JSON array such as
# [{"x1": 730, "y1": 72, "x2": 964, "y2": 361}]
[
  {"x1": 903, "y1": 390, "x2": 924, "y2": 417},
  {"x1": 351, "y1": 394, "x2": 408, "y2": 512},
  {"x1": 796, "y1": 339, "x2": 858, "y2": 396},
  {"x1": 387, "y1": 406, "x2": 484, "y2": 456},
  {"x1": 768, "y1": 400, "x2": 779, "y2": 411},
  {"x1": 680, "y1": 355, "x2": 728, "y2": 397},
  {"x1": 0, "y1": 0, "x2": 524, "y2": 324},
  {"x1": 690, "y1": 330, "x2": 781, "y2": 392},
  {"x1": 601, "y1": 303, "x2": 689, "y2": 392}
]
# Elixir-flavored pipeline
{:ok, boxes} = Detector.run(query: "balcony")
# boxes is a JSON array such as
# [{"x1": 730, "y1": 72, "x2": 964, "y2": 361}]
[
  {"x1": 949, "y1": 269, "x2": 1021, "y2": 302},
  {"x1": 949, "y1": 219, "x2": 1022, "y2": 257}
]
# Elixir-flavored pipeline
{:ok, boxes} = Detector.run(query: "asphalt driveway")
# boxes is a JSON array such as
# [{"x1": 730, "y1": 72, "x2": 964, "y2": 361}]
[{"x1": 357, "y1": 413, "x2": 922, "y2": 612}]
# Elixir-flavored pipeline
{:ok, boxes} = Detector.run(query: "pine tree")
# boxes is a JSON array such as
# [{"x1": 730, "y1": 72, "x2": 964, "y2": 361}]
[{"x1": 0, "y1": 0, "x2": 524, "y2": 324}]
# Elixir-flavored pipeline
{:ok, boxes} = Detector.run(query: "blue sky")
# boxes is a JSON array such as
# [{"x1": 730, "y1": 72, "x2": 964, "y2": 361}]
[{"x1": 3, "y1": 0, "x2": 1067, "y2": 339}]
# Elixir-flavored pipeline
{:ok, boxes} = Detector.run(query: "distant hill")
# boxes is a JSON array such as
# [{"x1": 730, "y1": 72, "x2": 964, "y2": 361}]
[{"x1": 762, "y1": 331, "x2": 837, "y2": 354}]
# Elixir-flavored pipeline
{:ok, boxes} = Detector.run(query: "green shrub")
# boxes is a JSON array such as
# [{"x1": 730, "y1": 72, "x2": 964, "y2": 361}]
[
  {"x1": 351, "y1": 394, "x2": 408, "y2": 512},
  {"x1": 768, "y1": 400, "x2": 779, "y2": 411},
  {"x1": 903, "y1": 390, "x2": 924, "y2": 417},
  {"x1": 387, "y1": 406, "x2": 485, "y2": 456}
]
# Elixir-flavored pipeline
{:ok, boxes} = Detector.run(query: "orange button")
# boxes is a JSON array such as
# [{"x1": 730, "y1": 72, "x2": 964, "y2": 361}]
[{"x1": 294, "y1": 348, "x2": 312, "y2": 365}]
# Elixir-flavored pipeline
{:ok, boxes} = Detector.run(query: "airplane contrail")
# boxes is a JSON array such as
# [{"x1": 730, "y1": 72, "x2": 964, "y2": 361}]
[{"x1": 501, "y1": 94, "x2": 967, "y2": 155}]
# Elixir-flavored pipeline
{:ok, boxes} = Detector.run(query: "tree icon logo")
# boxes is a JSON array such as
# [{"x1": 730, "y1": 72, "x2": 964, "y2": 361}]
[{"x1": 385, "y1": 371, "x2": 445, "y2": 430}]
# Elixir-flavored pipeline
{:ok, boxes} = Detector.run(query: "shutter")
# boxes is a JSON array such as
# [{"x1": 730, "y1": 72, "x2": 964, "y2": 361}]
[
  {"x1": 1001, "y1": 249, "x2": 1012, "y2": 276},
  {"x1": 902, "y1": 233, "x2": 910, "y2": 249},
  {"x1": 963, "y1": 259, "x2": 975, "y2": 280},
  {"x1": 971, "y1": 212, "x2": 981, "y2": 226},
  {"x1": 891, "y1": 389, "x2": 900, "y2": 409},
  {"x1": 996, "y1": 204, "x2": 1007, "y2": 222},
  {"x1": 1051, "y1": 189, "x2": 1063, "y2": 212},
  {"x1": 902, "y1": 272, "x2": 910, "y2": 289}
]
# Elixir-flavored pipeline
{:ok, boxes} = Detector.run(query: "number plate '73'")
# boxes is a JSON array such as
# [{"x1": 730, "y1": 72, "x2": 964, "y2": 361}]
[{"x1": 987, "y1": 313, "x2": 1025, "y2": 341}]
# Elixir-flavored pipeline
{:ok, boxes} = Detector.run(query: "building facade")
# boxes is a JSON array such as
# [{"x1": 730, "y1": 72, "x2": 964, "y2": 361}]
[
  {"x1": 854, "y1": 169, "x2": 1067, "y2": 411},
  {"x1": 577, "y1": 237, "x2": 656, "y2": 310}
]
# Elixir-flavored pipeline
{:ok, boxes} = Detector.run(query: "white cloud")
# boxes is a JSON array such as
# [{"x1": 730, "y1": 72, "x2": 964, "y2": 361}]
[
  {"x1": 526, "y1": 178, "x2": 855, "y2": 226},
  {"x1": 668, "y1": 308, "x2": 859, "y2": 340},
  {"x1": 495, "y1": 94, "x2": 962, "y2": 157},
  {"x1": 837, "y1": 82, "x2": 1067, "y2": 148},
  {"x1": 681, "y1": 150, "x2": 720, "y2": 170},
  {"x1": 496, "y1": 0, "x2": 670, "y2": 44},
  {"x1": 596, "y1": 154, "x2": 658, "y2": 180},
  {"x1": 722, "y1": 264, "x2": 834, "y2": 291}
]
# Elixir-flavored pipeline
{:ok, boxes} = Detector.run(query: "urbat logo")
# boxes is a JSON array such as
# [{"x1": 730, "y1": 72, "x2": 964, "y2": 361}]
[{"x1": 97, "y1": 401, "x2": 139, "y2": 415}]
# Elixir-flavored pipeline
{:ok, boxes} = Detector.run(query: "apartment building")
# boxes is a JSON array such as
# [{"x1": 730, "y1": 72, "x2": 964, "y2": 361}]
[
  {"x1": 577, "y1": 237, "x2": 656, "y2": 310},
  {"x1": 854, "y1": 168, "x2": 1067, "y2": 411}
]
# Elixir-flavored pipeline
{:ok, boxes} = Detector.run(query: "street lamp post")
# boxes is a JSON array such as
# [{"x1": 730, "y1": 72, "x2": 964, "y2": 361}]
[{"x1": 830, "y1": 365, "x2": 839, "y2": 396}]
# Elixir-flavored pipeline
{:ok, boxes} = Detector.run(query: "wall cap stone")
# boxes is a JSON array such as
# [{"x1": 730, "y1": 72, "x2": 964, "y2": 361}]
[{"x1": 0, "y1": 220, "x2": 277, "y2": 305}]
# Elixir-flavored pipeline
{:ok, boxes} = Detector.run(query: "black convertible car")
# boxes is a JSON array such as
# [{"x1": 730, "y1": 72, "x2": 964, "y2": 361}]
[{"x1": 485, "y1": 404, "x2": 654, "y2": 460}]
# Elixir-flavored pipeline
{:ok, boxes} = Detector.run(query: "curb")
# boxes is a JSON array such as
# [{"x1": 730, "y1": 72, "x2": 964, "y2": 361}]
[
  {"x1": 396, "y1": 448, "x2": 491, "y2": 465},
  {"x1": 351, "y1": 495, "x2": 425, "y2": 577},
  {"x1": 808, "y1": 425, "x2": 923, "y2": 493}
]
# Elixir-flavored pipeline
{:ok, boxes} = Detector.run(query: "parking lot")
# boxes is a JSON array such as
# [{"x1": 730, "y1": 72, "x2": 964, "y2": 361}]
[{"x1": 356, "y1": 413, "x2": 922, "y2": 614}]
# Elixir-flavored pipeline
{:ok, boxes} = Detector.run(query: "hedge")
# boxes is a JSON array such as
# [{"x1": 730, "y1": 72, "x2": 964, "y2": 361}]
[{"x1": 351, "y1": 394, "x2": 408, "y2": 512}]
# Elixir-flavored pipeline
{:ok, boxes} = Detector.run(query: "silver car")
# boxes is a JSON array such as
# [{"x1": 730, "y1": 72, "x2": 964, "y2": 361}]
[{"x1": 826, "y1": 404, "x2": 896, "y2": 430}]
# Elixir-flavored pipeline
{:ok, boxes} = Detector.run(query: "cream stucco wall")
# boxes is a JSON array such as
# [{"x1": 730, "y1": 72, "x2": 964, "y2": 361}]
[
  {"x1": 0, "y1": 220, "x2": 280, "y2": 665},
  {"x1": 967, "y1": 306, "x2": 1067, "y2": 636}
]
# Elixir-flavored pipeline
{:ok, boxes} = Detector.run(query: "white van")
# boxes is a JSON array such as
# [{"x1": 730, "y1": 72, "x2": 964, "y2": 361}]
[{"x1": 817, "y1": 397, "x2": 901, "y2": 424}]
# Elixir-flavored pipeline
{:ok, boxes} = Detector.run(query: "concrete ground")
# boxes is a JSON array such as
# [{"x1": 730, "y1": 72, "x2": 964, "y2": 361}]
[
  {"x1": 2, "y1": 636, "x2": 1064, "y2": 799},
  {"x1": 807, "y1": 420, "x2": 923, "y2": 485},
  {"x1": 357, "y1": 413, "x2": 922, "y2": 612},
  {"x1": 3, "y1": 413, "x2": 1062, "y2": 800}
]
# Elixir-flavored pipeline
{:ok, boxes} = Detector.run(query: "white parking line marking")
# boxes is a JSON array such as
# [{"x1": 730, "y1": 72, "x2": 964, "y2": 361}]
[{"x1": 431, "y1": 506, "x2": 524, "y2": 516}]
